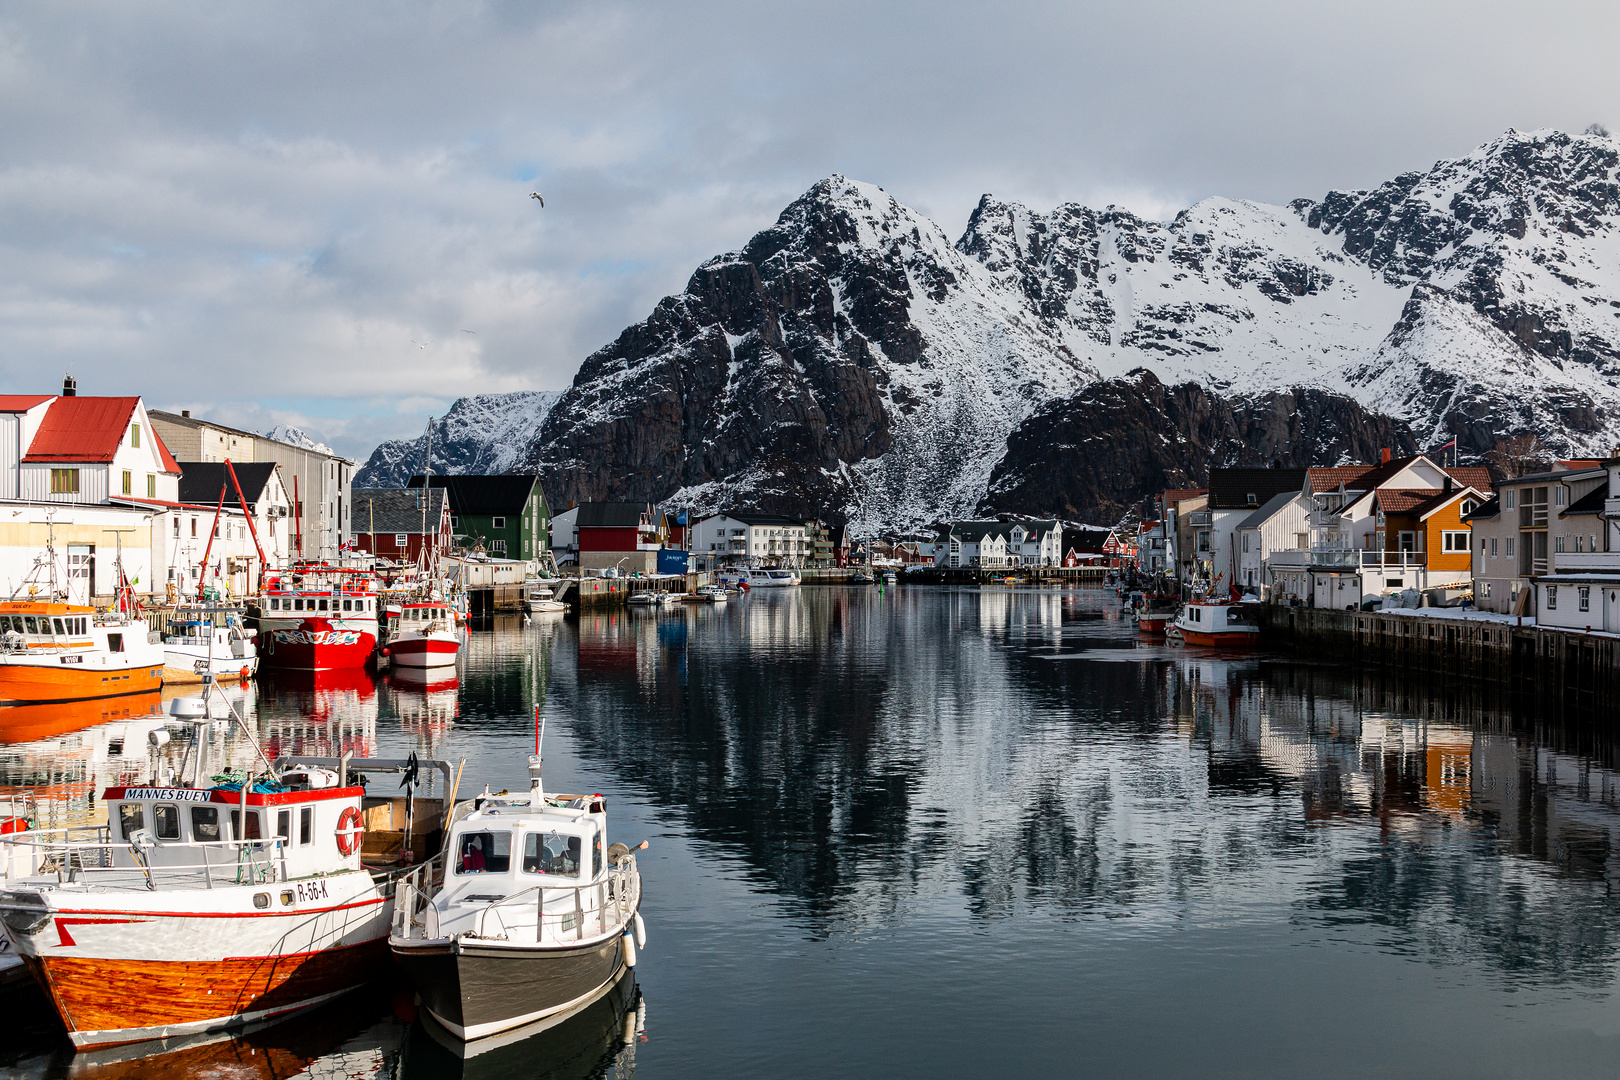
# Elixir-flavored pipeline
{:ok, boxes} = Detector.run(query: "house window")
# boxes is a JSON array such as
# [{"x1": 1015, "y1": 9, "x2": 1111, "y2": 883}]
[
  {"x1": 493, "y1": 517, "x2": 506, "y2": 529},
  {"x1": 1490, "y1": 538, "x2": 1498, "y2": 557},
  {"x1": 1554, "y1": 535, "x2": 1565, "y2": 553},
  {"x1": 1441, "y1": 531, "x2": 1469, "y2": 552},
  {"x1": 451, "y1": 515, "x2": 458, "y2": 528},
  {"x1": 1482, "y1": 581, "x2": 1492, "y2": 598},
  {"x1": 172, "y1": 518, "x2": 180, "y2": 537},
  {"x1": 1505, "y1": 537, "x2": 1515, "y2": 558},
  {"x1": 146, "y1": 474, "x2": 156, "y2": 498},
  {"x1": 491, "y1": 539, "x2": 506, "y2": 553},
  {"x1": 1555, "y1": 487, "x2": 1565, "y2": 507},
  {"x1": 1547, "y1": 586, "x2": 1557, "y2": 610},
  {"x1": 50, "y1": 468, "x2": 79, "y2": 494},
  {"x1": 1505, "y1": 490, "x2": 1515, "y2": 510},
  {"x1": 1461, "y1": 499, "x2": 1476, "y2": 515},
  {"x1": 395, "y1": 533, "x2": 408, "y2": 546},
  {"x1": 190, "y1": 516, "x2": 198, "y2": 537},
  {"x1": 121, "y1": 470, "x2": 132, "y2": 495},
  {"x1": 1241, "y1": 533, "x2": 1250, "y2": 553},
  {"x1": 130, "y1": 423, "x2": 141, "y2": 448},
  {"x1": 1579, "y1": 586, "x2": 1590, "y2": 612}
]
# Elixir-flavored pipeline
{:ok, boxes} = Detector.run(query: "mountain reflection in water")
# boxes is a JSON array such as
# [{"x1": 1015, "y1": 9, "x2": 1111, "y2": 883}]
[{"x1": 6, "y1": 587, "x2": 1620, "y2": 1077}]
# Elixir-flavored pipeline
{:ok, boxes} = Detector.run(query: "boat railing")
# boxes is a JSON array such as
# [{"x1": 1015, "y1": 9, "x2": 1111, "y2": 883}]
[
  {"x1": 2, "y1": 826, "x2": 297, "y2": 889},
  {"x1": 393, "y1": 854, "x2": 640, "y2": 945}
]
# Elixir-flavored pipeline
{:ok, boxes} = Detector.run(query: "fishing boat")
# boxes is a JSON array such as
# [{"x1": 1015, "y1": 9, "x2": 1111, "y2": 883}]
[
  {"x1": 0, "y1": 602, "x2": 164, "y2": 705},
  {"x1": 850, "y1": 570, "x2": 874, "y2": 585},
  {"x1": 1133, "y1": 595, "x2": 1179, "y2": 635},
  {"x1": 382, "y1": 601, "x2": 462, "y2": 669},
  {"x1": 1171, "y1": 601, "x2": 1260, "y2": 648},
  {"x1": 257, "y1": 565, "x2": 380, "y2": 671},
  {"x1": 625, "y1": 592, "x2": 658, "y2": 607},
  {"x1": 0, "y1": 692, "x2": 453, "y2": 1049},
  {"x1": 390, "y1": 754, "x2": 645, "y2": 1042},
  {"x1": 162, "y1": 605, "x2": 258, "y2": 684}
]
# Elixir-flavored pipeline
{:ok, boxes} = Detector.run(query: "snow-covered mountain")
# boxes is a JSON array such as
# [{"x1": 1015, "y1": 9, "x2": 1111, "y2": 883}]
[
  {"x1": 354, "y1": 391, "x2": 561, "y2": 487},
  {"x1": 357, "y1": 128, "x2": 1620, "y2": 529},
  {"x1": 264, "y1": 424, "x2": 336, "y2": 456}
]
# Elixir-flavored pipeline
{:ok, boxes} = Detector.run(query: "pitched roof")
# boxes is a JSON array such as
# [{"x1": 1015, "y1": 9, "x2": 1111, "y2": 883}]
[
  {"x1": 352, "y1": 487, "x2": 448, "y2": 534},
  {"x1": 21, "y1": 397, "x2": 140, "y2": 463},
  {"x1": 1445, "y1": 466, "x2": 1492, "y2": 491},
  {"x1": 0, "y1": 395, "x2": 51, "y2": 413},
  {"x1": 1306, "y1": 466, "x2": 1376, "y2": 492},
  {"x1": 1462, "y1": 496, "x2": 1501, "y2": 522},
  {"x1": 1374, "y1": 488, "x2": 1444, "y2": 514},
  {"x1": 407, "y1": 474, "x2": 539, "y2": 516},
  {"x1": 577, "y1": 502, "x2": 650, "y2": 528},
  {"x1": 721, "y1": 511, "x2": 805, "y2": 527},
  {"x1": 1235, "y1": 491, "x2": 1304, "y2": 530},
  {"x1": 1207, "y1": 467, "x2": 1308, "y2": 509},
  {"x1": 176, "y1": 462, "x2": 279, "y2": 507},
  {"x1": 941, "y1": 520, "x2": 1009, "y2": 544},
  {"x1": 1563, "y1": 485, "x2": 1608, "y2": 517},
  {"x1": 1162, "y1": 488, "x2": 1207, "y2": 508}
]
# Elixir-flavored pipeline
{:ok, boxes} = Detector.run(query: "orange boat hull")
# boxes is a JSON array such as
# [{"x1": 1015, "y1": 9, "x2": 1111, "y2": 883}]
[
  {"x1": 1178, "y1": 628, "x2": 1259, "y2": 648},
  {"x1": 0, "y1": 662, "x2": 162, "y2": 706},
  {"x1": 27, "y1": 939, "x2": 390, "y2": 1048}
]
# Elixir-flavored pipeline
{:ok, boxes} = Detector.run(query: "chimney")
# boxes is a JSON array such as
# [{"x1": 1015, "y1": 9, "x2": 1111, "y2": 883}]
[
  {"x1": 1381, "y1": 447, "x2": 1390, "y2": 464},
  {"x1": 1443, "y1": 475, "x2": 1454, "y2": 494},
  {"x1": 181, "y1": 410, "x2": 191, "y2": 419},
  {"x1": 62, "y1": 374, "x2": 76, "y2": 397}
]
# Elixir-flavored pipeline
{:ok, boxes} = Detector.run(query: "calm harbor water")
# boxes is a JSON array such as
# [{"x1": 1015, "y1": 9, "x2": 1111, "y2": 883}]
[{"x1": 5, "y1": 585, "x2": 1620, "y2": 1077}]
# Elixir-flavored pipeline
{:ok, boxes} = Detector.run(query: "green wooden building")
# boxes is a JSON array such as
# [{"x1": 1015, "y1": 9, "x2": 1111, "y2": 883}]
[{"x1": 407, "y1": 474, "x2": 550, "y2": 561}]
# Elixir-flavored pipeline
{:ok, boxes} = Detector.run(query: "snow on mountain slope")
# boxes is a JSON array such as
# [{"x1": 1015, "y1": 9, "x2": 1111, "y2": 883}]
[
  {"x1": 264, "y1": 424, "x2": 337, "y2": 456},
  {"x1": 354, "y1": 391, "x2": 561, "y2": 487},
  {"x1": 353, "y1": 128, "x2": 1620, "y2": 529}
]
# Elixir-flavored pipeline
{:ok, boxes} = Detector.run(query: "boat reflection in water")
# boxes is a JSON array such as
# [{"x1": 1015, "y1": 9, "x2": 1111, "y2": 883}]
[
  {"x1": 387, "y1": 667, "x2": 458, "y2": 760},
  {"x1": 10, "y1": 972, "x2": 644, "y2": 1080},
  {"x1": 403, "y1": 969, "x2": 646, "y2": 1080},
  {"x1": 256, "y1": 667, "x2": 379, "y2": 761}
]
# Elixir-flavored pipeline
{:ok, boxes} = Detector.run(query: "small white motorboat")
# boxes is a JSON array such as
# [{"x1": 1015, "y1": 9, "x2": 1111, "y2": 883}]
[
  {"x1": 162, "y1": 605, "x2": 258, "y2": 684},
  {"x1": 527, "y1": 588, "x2": 568, "y2": 614}
]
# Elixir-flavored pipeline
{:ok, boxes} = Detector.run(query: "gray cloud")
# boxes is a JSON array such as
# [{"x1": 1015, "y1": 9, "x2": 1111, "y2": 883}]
[{"x1": 0, "y1": 1, "x2": 1613, "y2": 459}]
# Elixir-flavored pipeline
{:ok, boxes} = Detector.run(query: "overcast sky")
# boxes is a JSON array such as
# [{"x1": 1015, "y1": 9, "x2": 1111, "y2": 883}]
[{"x1": 1, "y1": 1, "x2": 1614, "y2": 459}]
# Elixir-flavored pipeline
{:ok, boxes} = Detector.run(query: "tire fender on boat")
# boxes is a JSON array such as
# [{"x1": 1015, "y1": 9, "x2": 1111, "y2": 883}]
[
  {"x1": 621, "y1": 931, "x2": 637, "y2": 968},
  {"x1": 634, "y1": 912, "x2": 646, "y2": 949}
]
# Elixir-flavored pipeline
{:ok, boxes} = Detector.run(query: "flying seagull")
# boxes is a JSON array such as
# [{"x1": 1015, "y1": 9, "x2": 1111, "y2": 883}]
[
  {"x1": 462, "y1": 329, "x2": 476, "y2": 334},
  {"x1": 410, "y1": 339, "x2": 431, "y2": 349},
  {"x1": 530, "y1": 192, "x2": 544, "y2": 206}
]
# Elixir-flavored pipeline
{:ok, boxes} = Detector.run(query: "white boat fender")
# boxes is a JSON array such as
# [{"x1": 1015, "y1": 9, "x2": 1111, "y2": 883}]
[
  {"x1": 621, "y1": 931, "x2": 637, "y2": 968},
  {"x1": 634, "y1": 912, "x2": 646, "y2": 949}
]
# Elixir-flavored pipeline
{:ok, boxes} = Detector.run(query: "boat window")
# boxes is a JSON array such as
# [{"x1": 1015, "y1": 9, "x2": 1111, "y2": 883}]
[
  {"x1": 276, "y1": 809, "x2": 292, "y2": 842},
  {"x1": 191, "y1": 806, "x2": 220, "y2": 841},
  {"x1": 456, "y1": 831, "x2": 511, "y2": 874},
  {"x1": 107, "y1": 633, "x2": 123, "y2": 653},
  {"x1": 521, "y1": 831, "x2": 582, "y2": 877},
  {"x1": 230, "y1": 810, "x2": 263, "y2": 841},
  {"x1": 118, "y1": 803, "x2": 145, "y2": 840},
  {"x1": 300, "y1": 806, "x2": 313, "y2": 845},
  {"x1": 294, "y1": 598, "x2": 304, "y2": 611},
  {"x1": 319, "y1": 598, "x2": 329, "y2": 611},
  {"x1": 53, "y1": 618, "x2": 66, "y2": 635},
  {"x1": 342, "y1": 599, "x2": 352, "y2": 611},
  {"x1": 154, "y1": 804, "x2": 180, "y2": 840},
  {"x1": 23, "y1": 616, "x2": 37, "y2": 634},
  {"x1": 593, "y1": 831, "x2": 603, "y2": 878}
]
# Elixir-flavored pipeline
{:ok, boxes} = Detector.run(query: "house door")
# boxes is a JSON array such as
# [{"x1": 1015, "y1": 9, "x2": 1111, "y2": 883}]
[
  {"x1": 68, "y1": 544, "x2": 94, "y2": 604},
  {"x1": 1397, "y1": 531, "x2": 1416, "y2": 553}
]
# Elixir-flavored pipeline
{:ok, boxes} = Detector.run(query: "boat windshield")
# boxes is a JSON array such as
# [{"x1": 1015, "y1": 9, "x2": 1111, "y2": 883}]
[
  {"x1": 521, "y1": 831, "x2": 583, "y2": 877},
  {"x1": 455, "y1": 830, "x2": 512, "y2": 874},
  {"x1": 1225, "y1": 607, "x2": 1254, "y2": 625}
]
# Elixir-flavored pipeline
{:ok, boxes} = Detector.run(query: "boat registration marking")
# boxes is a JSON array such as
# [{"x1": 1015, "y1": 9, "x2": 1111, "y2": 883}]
[
  {"x1": 294, "y1": 880, "x2": 329, "y2": 903},
  {"x1": 121, "y1": 788, "x2": 213, "y2": 802}
]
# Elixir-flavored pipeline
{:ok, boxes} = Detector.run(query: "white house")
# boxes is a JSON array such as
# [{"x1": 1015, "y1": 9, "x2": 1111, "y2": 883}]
[
  {"x1": 1232, "y1": 491, "x2": 1313, "y2": 595},
  {"x1": 689, "y1": 513, "x2": 811, "y2": 566},
  {"x1": 1006, "y1": 520, "x2": 1063, "y2": 567},
  {"x1": 934, "y1": 522, "x2": 1012, "y2": 569}
]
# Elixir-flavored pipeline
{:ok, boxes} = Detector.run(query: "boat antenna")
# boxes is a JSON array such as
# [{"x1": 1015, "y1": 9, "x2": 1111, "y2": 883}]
[{"x1": 529, "y1": 704, "x2": 545, "y2": 807}]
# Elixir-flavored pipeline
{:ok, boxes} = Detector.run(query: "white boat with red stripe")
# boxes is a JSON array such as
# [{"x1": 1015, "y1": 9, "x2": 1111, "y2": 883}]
[
  {"x1": 0, "y1": 693, "x2": 451, "y2": 1049},
  {"x1": 382, "y1": 601, "x2": 462, "y2": 669}
]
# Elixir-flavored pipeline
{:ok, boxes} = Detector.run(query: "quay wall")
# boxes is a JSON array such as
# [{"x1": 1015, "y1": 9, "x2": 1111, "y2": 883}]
[{"x1": 1259, "y1": 607, "x2": 1620, "y2": 710}]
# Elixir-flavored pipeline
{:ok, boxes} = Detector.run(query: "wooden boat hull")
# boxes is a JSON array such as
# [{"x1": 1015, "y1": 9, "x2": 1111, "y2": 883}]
[
  {"x1": 1177, "y1": 628, "x2": 1260, "y2": 648},
  {"x1": 22, "y1": 939, "x2": 389, "y2": 1047},
  {"x1": 393, "y1": 934, "x2": 627, "y2": 1041},
  {"x1": 1135, "y1": 616, "x2": 1169, "y2": 634},
  {"x1": 0, "y1": 661, "x2": 162, "y2": 706}
]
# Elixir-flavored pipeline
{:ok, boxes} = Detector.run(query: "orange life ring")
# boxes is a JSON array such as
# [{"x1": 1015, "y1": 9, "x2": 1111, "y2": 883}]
[{"x1": 336, "y1": 805, "x2": 363, "y2": 856}]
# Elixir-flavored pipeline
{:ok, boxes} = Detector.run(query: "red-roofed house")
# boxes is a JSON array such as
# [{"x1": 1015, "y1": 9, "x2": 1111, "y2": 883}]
[{"x1": 17, "y1": 393, "x2": 181, "y2": 504}]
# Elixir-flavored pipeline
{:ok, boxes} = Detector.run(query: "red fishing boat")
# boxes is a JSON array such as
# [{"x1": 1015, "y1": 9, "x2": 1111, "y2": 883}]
[{"x1": 257, "y1": 566, "x2": 380, "y2": 672}]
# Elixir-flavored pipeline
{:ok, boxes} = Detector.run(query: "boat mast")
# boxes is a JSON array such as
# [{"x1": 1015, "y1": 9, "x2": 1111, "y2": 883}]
[{"x1": 420, "y1": 417, "x2": 433, "y2": 587}]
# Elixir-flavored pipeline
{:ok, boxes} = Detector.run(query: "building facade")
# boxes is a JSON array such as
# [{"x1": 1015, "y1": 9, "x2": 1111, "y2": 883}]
[{"x1": 407, "y1": 475, "x2": 550, "y2": 563}]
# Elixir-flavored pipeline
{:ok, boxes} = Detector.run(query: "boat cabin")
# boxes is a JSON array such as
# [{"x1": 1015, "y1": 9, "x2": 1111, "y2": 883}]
[
  {"x1": 264, "y1": 592, "x2": 378, "y2": 616},
  {"x1": 0, "y1": 602, "x2": 137, "y2": 656},
  {"x1": 435, "y1": 794, "x2": 610, "y2": 938},
  {"x1": 94, "y1": 783, "x2": 366, "y2": 886}
]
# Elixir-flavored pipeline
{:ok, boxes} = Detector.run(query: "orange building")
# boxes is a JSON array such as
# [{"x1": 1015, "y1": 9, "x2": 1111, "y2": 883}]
[{"x1": 1371, "y1": 485, "x2": 1486, "y2": 578}]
